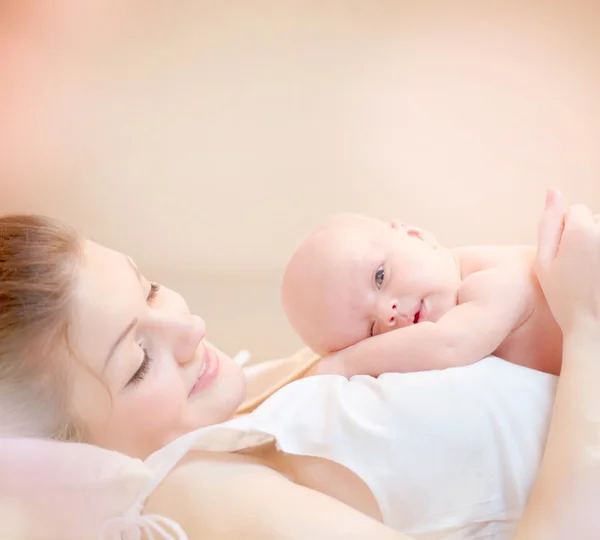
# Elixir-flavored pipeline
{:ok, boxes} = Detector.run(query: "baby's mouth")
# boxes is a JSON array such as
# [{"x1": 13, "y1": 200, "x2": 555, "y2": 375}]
[{"x1": 412, "y1": 301, "x2": 423, "y2": 324}]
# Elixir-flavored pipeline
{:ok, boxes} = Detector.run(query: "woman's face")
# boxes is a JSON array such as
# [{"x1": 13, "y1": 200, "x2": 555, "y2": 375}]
[{"x1": 67, "y1": 240, "x2": 246, "y2": 458}]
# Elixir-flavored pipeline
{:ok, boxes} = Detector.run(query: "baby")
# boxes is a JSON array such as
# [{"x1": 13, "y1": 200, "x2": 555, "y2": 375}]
[{"x1": 281, "y1": 193, "x2": 563, "y2": 378}]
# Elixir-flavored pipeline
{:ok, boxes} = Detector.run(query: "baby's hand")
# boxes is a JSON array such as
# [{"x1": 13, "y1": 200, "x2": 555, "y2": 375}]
[{"x1": 536, "y1": 188, "x2": 600, "y2": 334}]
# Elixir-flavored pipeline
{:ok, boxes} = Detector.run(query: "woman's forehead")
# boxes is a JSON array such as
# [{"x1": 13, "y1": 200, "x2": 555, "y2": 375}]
[
  {"x1": 69, "y1": 241, "x2": 139, "y2": 371},
  {"x1": 75, "y1": 242, "x2": 132, "y2": 302}
]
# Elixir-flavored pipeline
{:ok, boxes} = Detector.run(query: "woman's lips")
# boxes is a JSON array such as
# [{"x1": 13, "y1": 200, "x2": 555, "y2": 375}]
[{"x1": 189, "y1": 346, "x2": 220, "y2": 397}]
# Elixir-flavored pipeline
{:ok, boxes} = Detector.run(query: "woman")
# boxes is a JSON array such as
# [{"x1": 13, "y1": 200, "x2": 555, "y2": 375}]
[{"x1": 0, "y1": 189, "x2": 599, "y2": 539}]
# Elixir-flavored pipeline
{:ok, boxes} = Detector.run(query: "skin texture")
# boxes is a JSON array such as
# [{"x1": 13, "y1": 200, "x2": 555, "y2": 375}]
[
  {"x1": 281, "y1": 214, "x2": 563, "y2": 377},
  {"x1": 67, "y1": 240, "x2": 247, "y2": 459}
]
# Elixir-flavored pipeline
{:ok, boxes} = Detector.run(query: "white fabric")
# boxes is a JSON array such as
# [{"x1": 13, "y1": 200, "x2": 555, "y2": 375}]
[
  {"x1": 0, "y1": 356, "x2": 557, "y2": 540},
  {"x1": 139, "y1": 356, "x2": 557, "y2": 540}
]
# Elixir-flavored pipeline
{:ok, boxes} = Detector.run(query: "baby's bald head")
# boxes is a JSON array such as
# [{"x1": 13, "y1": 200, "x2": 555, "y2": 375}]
[
  {"x1": 282, "y1": 213, "x2": 459, "y2": 356},
  {"x1": 281, "y1": 214, "x2": 386, "y2": 354}
]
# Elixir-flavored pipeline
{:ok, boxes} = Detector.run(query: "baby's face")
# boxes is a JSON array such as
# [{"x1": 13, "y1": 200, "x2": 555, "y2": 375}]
[{"x1": 282, "y1": 215, "x2": 462, "y2": 354}]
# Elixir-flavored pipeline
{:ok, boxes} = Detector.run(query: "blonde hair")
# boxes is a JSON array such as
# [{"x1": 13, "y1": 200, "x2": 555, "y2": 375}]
[{"x1": 0, "y1": 214, "x2": 82, "y2": 440}]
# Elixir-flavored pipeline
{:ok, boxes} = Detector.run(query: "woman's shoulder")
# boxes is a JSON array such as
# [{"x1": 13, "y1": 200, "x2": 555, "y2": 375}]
[
  {"x1": 143, "y1": 445, "x2": 406, "y2": 540},
  {"x1": 143, "y1": 449, "x2": 284, "y2": 536}
]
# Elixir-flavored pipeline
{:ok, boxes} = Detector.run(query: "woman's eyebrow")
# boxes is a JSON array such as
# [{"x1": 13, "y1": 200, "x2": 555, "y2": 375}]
[
  {"x1": 102, "y1": 256, "x2": 143, "y2": 373},
  {"x1": 103, "y1": 318, "x2": 138, "y2": 373}
]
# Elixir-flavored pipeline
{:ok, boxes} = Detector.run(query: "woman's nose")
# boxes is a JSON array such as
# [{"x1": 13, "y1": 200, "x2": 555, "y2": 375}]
[{"x1": 172, "y1": 315, "x2": 206, "y2": 365}]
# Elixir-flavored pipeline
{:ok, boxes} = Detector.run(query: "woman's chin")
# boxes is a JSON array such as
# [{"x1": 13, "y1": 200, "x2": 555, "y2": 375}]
[
  {"x1": 190, "y1": 348, "x2": 246, "y2": 426},
  {"x1": 217, "y1": 352, "x2": 247, "y2": 417}
]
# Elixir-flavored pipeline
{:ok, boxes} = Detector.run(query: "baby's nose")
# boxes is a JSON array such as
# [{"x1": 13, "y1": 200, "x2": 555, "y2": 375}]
[{"x1": 379, "y1": 299, "x2": 399, "y2": 327}]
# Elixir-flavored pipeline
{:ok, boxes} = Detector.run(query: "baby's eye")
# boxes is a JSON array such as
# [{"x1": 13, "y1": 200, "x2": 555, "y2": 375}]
[{"x1": 375, "y1": 266, "x2": 385, "y2": 289}]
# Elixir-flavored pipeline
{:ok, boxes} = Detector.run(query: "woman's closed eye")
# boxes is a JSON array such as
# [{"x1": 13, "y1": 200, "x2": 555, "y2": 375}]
[
  {"x1": 126, "y1": 282, "x2": 161, "y2": 387},
  {"x1": 128, "y1": 347, "x2": 153, "y2": 386}
]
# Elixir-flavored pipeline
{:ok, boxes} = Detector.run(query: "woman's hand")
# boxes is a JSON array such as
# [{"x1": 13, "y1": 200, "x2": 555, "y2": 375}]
[
  {"x1": 516, "y1": 189, "x2": 600, "y2": 540},
  {"x1": 535, "y1": 188, "x2": 600, "y2": 335}
]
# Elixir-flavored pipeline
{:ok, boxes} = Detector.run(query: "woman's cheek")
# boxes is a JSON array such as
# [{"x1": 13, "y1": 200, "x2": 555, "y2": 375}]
[{"x1": 127, "y1": 371, "x2": 187, "y2": 436}]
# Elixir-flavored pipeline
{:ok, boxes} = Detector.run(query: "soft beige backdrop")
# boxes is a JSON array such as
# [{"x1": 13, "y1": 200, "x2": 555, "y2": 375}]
[{"x1": 1, "y1": 1, "x2": 599, "y2": 359}]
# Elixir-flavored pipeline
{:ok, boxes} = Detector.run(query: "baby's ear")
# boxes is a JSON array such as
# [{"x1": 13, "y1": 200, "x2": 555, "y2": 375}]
[{"x1": 390, "y1": 220, "x2": 439, "y2": 247}]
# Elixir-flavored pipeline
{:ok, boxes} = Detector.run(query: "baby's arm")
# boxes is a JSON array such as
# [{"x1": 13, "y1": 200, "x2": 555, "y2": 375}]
[{"x1": 317, "y1": 263, "x2": 533, "y2": 378}]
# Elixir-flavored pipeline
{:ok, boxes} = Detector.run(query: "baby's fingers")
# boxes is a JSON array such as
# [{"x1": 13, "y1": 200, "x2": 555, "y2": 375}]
[{"x1": 536, "y1": 188, "x2": 566, "y2": 269}]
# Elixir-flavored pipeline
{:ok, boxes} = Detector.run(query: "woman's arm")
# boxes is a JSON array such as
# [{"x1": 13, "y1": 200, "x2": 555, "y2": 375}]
[
  {"x1": 144, "y1": 452, "x2": 410, "y2": 540},
  {"x1": 514, "y1": 326, "x2": 600, "y2": 539},
  {"x1": 514, "y1": 191, "x2": 600, "y2": 539}
]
